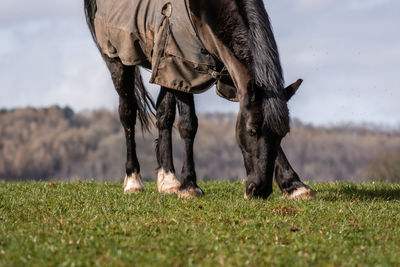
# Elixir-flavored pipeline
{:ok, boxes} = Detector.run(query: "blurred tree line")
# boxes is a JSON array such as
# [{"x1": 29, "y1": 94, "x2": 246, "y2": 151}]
[{"x1": 0, "y1": 106, "x2": 399, "y2": 182}]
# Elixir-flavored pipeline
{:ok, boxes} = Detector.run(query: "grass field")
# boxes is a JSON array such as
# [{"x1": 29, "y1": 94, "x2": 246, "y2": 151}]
[{"x1": 1, "y1": 181, "x2": 400, "y2": 266}]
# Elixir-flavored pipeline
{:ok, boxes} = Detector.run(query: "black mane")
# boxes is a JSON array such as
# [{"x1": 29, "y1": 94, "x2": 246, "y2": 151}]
[
  {"x1": 219, "y1": 0, "x2": 289, "y2": 135},
  {"x1": 238, "y1": 0, "x2": 284, "y2": 90}
]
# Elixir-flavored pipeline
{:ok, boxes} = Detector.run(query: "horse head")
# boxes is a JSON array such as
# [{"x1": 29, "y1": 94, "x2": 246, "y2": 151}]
[{"x1": 237, "y1": 79, "x2": 302, "y2": 199}]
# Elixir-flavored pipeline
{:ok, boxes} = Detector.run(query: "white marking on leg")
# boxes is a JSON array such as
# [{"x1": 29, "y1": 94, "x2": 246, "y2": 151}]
[
  {"x1": 157, "y1": 169, "x2": 181, "y2": 193},
  {"x1": 286, "y1": 187, "x2": 316, "y2": 200},
  {"x1": 123, "y1": 172, "x2": 145, "y2": 193},
  {"x1": 178, "y1": 187, "x2": 204, "y2": 199}
]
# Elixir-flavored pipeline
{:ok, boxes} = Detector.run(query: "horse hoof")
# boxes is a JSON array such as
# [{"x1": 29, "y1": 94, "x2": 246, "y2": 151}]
[
  {"x1": 285, "y1": 187, "x2": 316, "y2": 200},
  {"x1": 157, "y1": 169, "x2": 181, "y2": 194},
  {"x1": 123, "y1": 173, "x2": 145, "y2": 193},
  {"x1": 178, "y1": 187, "x2": 204, "y2": 199}
]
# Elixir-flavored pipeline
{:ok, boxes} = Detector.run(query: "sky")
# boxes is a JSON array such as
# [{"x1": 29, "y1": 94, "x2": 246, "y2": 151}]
[{"x1": 0, "y1": 0, "x2": 399, "y2": 126}]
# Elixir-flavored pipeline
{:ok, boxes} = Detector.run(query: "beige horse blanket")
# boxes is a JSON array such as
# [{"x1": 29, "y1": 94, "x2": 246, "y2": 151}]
[{"x1": 94, "y1": 0, "x2": 238, "y2": 100}]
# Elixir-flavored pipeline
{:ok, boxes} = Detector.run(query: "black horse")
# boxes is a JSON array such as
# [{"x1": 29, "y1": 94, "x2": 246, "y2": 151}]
[{"x1": 84, "y1": 0, "x2": 315, "y2": 199}]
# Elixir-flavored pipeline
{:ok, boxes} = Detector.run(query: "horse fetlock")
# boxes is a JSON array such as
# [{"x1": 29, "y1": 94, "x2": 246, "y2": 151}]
[
  {"x1": 157, "y1": 169, "x2": 181, "y2": 193},
  {"x1": 245, "y1": 180, "x2": 272, "y2": 199},
  {"x1": 178, "y1": 184, "x2": 204, "y2": 199},
  {"x1": 123, "y1": 172, "x2": 145, "y2": 193},
  {"x1": 284, "y1": 187, "x2": 316, "y2": 200}
]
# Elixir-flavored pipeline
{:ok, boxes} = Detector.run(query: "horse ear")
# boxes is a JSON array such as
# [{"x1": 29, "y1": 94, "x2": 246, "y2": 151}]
[{"x1": 285, "y1": 79, "x2": 303, "y2": 101}]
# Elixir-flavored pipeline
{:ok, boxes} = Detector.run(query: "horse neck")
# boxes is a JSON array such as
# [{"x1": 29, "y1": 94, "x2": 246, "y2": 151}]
[{"x1": 190, "y1": 0, "x2": 289, "y2": 135}]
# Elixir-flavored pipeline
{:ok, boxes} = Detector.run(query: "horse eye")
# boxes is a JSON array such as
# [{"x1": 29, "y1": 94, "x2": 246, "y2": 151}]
[{"x1": 247, "y1": 128, "x2": 257, "y2": 137}]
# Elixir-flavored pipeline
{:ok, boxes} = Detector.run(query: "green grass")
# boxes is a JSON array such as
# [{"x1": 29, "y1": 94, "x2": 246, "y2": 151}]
[{"x1": 1, "y1": 181, "x2": 400, "y2": 266}]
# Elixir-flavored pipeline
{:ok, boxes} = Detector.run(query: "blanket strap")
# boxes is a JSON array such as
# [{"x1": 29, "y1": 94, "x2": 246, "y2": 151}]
[{"x1": 208, "y1": 66, "x2": 229, "y2": 80}]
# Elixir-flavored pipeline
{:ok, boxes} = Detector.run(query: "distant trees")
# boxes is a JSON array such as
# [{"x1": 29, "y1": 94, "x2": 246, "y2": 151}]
[
  {"x1": 0, "y1": 106, "x2": 124, "y2": 181},
  {"x1": 363, "y1": 150, "x2": 400, "y2": 182},
  {"x1": 282, "y1": 123, "x2": 400, "y2": 181},
  {"x1": 1, "y1": 106, "x2": 400, "y2": 182}
]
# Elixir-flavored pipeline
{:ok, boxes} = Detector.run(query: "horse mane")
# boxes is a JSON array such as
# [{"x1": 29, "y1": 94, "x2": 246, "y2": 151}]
[
  {"x1": 237, "y1": 0, "x2": 284, "y2": 91},
  {"x1": 206, "y1": 0, "x2": 283, "y2": 90},
  {"x1": 208, "y1": 0, "x2": 289, "y2": 134},
  {"x1": 236, "y1": 0, "x2": 289, "y2": 135}
]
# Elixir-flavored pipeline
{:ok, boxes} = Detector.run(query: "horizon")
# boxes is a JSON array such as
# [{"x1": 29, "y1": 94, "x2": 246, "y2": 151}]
[{"x1": 2, "y1": 104, "x2": 400, "y2": 132}]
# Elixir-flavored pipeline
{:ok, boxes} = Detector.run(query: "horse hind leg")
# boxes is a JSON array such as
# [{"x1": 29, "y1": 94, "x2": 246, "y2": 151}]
[
  {"x1": 174, "y1": 91, "x2": 204, "y2": 198},
  {"x1": 274, "y1": 147, "x2": 315, "y2": 200},
  {"x1": 105, "y1": 57, "x2": 144, "y2": 193},
  {"x1": 155, "y1": 87, "x2": 181, "y2": 194}
]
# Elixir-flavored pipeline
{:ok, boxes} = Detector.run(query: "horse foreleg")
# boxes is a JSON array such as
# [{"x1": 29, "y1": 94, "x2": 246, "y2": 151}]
[
  {"x1": 175, "y1": 91, "x2": 204, "y2": 198},
  {"x1": 155, "y1": 87, "x2": 181, "y2": 194},
  {"x1": 274, "y1": 147, "x2": 315, "y2": 200},
  {"x1": 106, "y1": 58, "x2": 144, "y2": 193}
]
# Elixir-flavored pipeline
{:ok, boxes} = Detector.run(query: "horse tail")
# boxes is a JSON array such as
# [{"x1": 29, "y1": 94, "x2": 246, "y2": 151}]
[
  {"x1": 133, "y1": 67, "x2": 156, "y2": 132},
  {"x1": 239, "y1": 0, "x2": 284, "y2": 91}
]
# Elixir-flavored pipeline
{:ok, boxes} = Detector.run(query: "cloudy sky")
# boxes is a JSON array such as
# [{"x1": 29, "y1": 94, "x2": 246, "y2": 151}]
[{"x1": 1, "y1": 0, "x2": 399, "y2": 125}]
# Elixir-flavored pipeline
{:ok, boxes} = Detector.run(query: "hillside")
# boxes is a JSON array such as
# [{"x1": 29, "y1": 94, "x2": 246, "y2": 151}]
[{"x1": 0, "y1": 106, "x2": 399, "y2": 181}]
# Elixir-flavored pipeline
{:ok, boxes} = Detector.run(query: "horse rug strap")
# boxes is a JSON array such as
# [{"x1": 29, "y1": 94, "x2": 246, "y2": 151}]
[{"x1": 94, "y1": 0, "x2": 238, "y2": 101}]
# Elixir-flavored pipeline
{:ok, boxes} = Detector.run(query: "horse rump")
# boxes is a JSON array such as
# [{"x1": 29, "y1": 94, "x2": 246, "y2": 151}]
[{"x1": 84, "y1": 0, "x2": 155, "y2": 132}]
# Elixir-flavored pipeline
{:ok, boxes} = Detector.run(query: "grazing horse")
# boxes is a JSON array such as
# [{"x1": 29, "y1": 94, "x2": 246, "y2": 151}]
[{"x1": 84, "y1": 0, "x2": 315, "y2": 199}]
